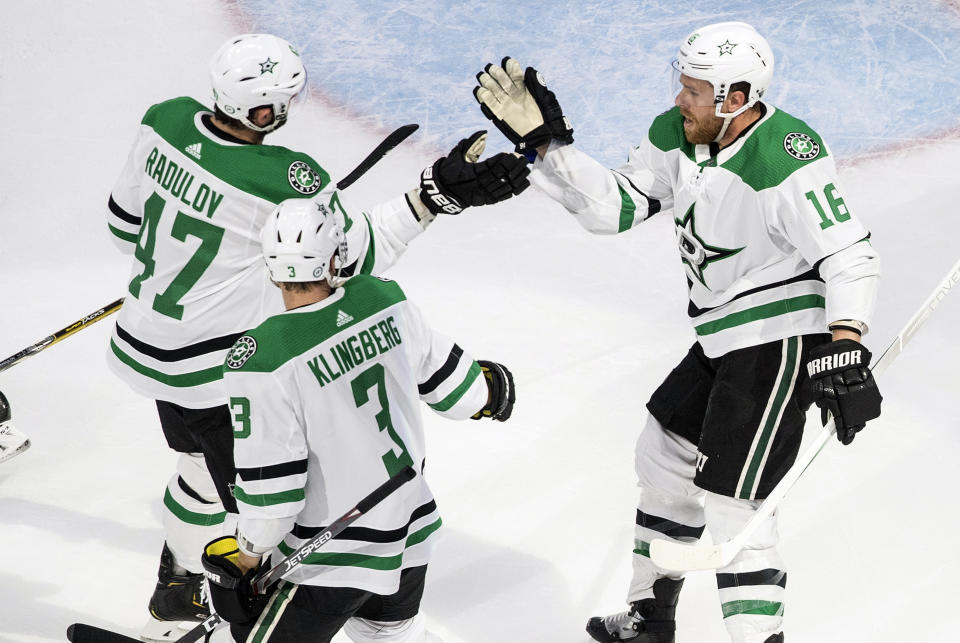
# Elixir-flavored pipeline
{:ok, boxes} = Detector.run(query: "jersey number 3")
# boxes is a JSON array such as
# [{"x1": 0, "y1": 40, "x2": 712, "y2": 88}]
[{"x1": 352, "y1": 363, "x2": 414, "y2": 477}]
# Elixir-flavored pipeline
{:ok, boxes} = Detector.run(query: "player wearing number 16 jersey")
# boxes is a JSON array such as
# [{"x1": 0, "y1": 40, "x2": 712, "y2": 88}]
[
  {"x1": 474, "y1": 21, "x2": 881, "y2": 643},
  {"x1": 206, "y1": 199, "x2": 514, "y2": 642},
  {"x1": 105, "y1": 33, "x2": 528, "y2": 641}
]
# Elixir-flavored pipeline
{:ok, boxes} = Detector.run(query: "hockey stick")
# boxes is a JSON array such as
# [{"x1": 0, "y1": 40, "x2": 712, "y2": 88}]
[
  {"x1": 336, "y1": 123, "x2": 419, "y2": 190},
  {"x1": 0, "y1": 298, "x2": 124, "y2": 375},
  {"x1": 650, "y1": 257, "x2": 960, "y2": 572},
  {"x1": 67, "y1": 465, "x2": 417, "y2": 643}
]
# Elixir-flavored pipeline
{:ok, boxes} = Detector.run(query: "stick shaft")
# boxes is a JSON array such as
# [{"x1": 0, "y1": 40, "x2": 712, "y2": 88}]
[
  {"x1": 0, "y1": 298, "x2": 124, "y2": 374},
  {"x1": 253, "y1": 465, "x2": 416, "y2": 593}
]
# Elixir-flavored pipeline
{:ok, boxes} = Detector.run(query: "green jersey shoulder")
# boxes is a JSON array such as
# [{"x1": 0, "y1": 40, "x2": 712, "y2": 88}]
[
  {"x1": 722, "y1": 107, "x2": 830, "y2": 191},
  {"x1": 141, "y1": 96, "x2": 331, "y2": 203},
  {"x1": 647, "y1": 106, "x2": 693, "y2": 157},
  {"x1": 646, "y1": 104, "x2": 830, "y2": 191},
  {"x1": 225, "y1": 275, "x2": 407, "y2": 374}
]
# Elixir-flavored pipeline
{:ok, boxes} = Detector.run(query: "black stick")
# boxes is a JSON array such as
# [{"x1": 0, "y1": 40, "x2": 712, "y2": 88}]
[
  {"x1": 336, "y1": 124, "x2": 418, "y2": 190},
  {"x1": 252, "y1": 464, "x2": 416, "y2": 593},
  {"x1": 67, "y1": 465, "x2": 417, "y2": 643},
  {"x1": 0, "y1": 298, "x2": 124, "y2": 374}
]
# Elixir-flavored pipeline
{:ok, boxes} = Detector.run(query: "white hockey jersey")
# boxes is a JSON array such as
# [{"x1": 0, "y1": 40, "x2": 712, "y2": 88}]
[
  {"x1": 106, "y1": 97, "x2": 426, "y2": 407},
  {"x1": 532, "y1": 105, "x2": 880, "y2": 357},
  {"x1": 222, "y1": 274, "x2": 488, "y2": 594}
]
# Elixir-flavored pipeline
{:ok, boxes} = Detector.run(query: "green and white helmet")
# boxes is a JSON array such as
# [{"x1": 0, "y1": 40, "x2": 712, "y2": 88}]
[
  {"x1": 209, "y1": 34, "x2": 307, "y2": 133},
  {"x1": 260, "y1": 198, "x2": 347, "y2": 284},
  {"x1": 675, "y1": 21, "x2": 774, "y2": 120}
]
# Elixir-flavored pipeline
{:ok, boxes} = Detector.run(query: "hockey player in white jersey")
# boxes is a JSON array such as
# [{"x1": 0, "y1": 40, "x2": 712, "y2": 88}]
[
  {"x1": 106, "y1": 33, "x2": 528, "y2": 640},
  {"x1": 0, "y1": 390, "x2": 30, "y2": 464},
  {"x1": 200, "y1": 198, "x2": 515, "y2": 642},
  {"x1": 474, "y1": 22, "x2": 881, "y2": 643}
]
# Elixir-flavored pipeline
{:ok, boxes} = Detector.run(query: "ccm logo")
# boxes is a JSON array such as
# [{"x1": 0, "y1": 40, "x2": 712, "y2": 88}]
[{"x1": 807, "y1": 350, "x2": 861, "y2": 376}]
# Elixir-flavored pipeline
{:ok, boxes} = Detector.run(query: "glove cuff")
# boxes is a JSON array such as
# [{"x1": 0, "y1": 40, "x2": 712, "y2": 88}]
[{"x1": 419, "y1": 164, "x2": 465, "y2": 215}]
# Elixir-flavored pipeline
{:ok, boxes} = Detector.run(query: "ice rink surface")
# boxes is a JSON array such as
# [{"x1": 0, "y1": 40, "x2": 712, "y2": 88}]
[{"x1": 1, "y1": 1, "x2": 958, "y2": 642}]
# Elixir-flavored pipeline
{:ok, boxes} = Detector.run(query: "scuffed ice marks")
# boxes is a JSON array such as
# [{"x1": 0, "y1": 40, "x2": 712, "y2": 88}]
[{"x1": 232, "y1": 0, "x2": 960, "y2": 163}]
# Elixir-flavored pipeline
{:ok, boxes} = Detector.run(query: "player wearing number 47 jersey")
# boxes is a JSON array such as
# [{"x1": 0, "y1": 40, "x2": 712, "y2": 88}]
[
  {"x1": 201, "y1": 199, "x2": 515, "y2": 642},
  {"x1": 475, "y1": 21, "x2": 881, "y2": 643},
  {"x1": 106, "y1": 33, "x2": 528, "y2": 641}
]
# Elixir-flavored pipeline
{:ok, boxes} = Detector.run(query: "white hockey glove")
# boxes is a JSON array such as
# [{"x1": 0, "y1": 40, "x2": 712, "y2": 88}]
[
  {"x1": 416, "y1": 131, "x2": 530, "y2": 216},
  {"x1": 473, "y1": 57, "x2": 574, "y2": 159}
]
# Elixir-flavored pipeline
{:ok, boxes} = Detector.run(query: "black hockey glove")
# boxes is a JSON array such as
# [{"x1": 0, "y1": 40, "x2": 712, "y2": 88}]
[
  {"x1": 804, "y1": 339, "x2": 882, "y2": 445},
  {"x1": 474, "y1": 57, "x2": 574, "y2": 159},
  {"x1": 418, "y1": 130, "x2": 530, "y2": 216},
  {"x1": 201, "y1": 536, "x2": 267, "y2": 624},
  {"x1": 472, "y1": 360, "x2": 515, "y2": 422}
]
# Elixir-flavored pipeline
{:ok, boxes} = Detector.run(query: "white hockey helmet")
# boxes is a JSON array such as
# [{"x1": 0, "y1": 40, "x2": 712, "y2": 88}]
[
  {"x1": 674, "y1": 22, "x2": 774, "y2": 120},
  {"x1": 260, "y1": 198, "x2": 348, "y2": 285},
  {"x1": 209, "y1": 34, "x2": 307, "y2": 133}
]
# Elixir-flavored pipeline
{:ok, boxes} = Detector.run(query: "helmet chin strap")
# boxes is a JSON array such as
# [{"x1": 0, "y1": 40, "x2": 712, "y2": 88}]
[
  {"x1": 713, "y1": 115, "x2": 734, "y2": 143},
  {"x1": 711, "y1": 101, "x2": 753, "y2": 144}
]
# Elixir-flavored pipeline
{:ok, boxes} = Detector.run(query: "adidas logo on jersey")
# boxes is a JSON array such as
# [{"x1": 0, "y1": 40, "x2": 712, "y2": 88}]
[
  {"x1": 185, "y1": 142, "x2": 202, "y2": 160},
  {"x1": 336, "y1": 309, "x2": 354, "y2": 327}
]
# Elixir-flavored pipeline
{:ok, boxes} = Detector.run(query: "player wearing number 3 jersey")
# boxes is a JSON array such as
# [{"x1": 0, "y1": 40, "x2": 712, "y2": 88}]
[
  {"x1": 208, "y1": 199, "x2": 514, "y2": 642},
  {"x1": 105, "y1": 33, "x2": 527, "y2": 641}
]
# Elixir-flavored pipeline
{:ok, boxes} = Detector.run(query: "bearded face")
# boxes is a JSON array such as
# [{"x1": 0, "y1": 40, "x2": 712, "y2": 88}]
[{"x1": 674, "y1": 74, "x2": 724, "y2": 144}]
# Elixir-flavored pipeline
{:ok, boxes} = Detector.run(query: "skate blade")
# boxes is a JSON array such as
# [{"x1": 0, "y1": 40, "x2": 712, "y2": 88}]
[{"x1": 0, "y1": 438, "x2": 30, "y2": 464}]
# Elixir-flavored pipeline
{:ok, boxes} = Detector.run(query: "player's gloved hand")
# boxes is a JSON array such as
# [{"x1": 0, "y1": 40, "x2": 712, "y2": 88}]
[
  {"x1": 474, "y1": 57, "x2": 574, "y2": 159},
  {"x1": 472, "y1": 360, "x2": 515, "y2": 421},
  {"x1": 804, "y1": 339, "x2": 882, "y2": 445},
  {"x1": 201, "y1": 536, "x2": 267, "y2": 624},
  {"x1": 418, "y1": 130, "x2": 530, "y2": 216}
]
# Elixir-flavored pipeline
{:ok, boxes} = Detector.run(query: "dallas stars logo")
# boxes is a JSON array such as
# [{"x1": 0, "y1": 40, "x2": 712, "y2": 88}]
[
  {"x1": 717, "y1": 40, "x2": 737, "y2": 56},
  {"x1": 259, "y1": 58, "x2": 278, "y2": 74},
  {"x1": 226, "y1": 336, "x2": 257, "y2": 370},
  {"x1": 675, "y1": 203, "x2": 743, "y2": 289}
]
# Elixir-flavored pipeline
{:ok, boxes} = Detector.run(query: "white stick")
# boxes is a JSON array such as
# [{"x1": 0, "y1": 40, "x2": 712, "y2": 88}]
[{"x1": 650, "y1": 257, "x2": 960, "y2": 572}]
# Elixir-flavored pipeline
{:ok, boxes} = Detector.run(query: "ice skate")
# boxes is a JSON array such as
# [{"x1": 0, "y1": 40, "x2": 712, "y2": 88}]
[
  {"x1": 0, "y1": 423, "x2": 30, "y2": 464},
  {"x1": 141, "y1": 542, "x2": 209, "y2": 642},
  {"x1": 586, "y1": 578, "x2": 683, "y2": 643},
  {"x1": 0, "y1": 391, "x2": 29, "y2": 464}
]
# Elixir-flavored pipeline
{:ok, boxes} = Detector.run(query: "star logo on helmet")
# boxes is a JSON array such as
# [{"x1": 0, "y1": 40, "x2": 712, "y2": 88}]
[
  {"x1": 675, "y1": 203, "x2": 743, "y2": 289},
  {"x1": 717, "y1": 40, "x2": 737, "y2": 56},
  {"x1": 259, "y1": 57, "x2": 278, "y2": 74}
]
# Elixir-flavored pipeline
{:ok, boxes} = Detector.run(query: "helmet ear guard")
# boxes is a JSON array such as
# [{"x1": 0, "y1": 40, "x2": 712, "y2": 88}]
[
  {"x1": 260, "y1": 198, "x2": 347, "y2": 285},
  {"x1": 209, "y1": 34, "x2": 308, "y2": 134}
]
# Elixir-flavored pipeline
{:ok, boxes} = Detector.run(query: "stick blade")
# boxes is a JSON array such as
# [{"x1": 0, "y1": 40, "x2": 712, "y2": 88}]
[
  {"x1": 649, "y1": 538, "x2": 733, "y2": 572},
  {"x1": 67, "y1": 623, "x2": 142, "y2": 643}
]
